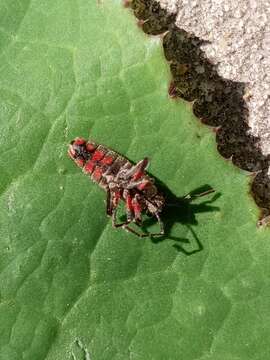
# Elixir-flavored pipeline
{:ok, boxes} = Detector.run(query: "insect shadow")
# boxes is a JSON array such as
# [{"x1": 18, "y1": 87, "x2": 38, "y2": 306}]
[{"x1": 141, "y1": 176, "x2": 220, "y2": 255}]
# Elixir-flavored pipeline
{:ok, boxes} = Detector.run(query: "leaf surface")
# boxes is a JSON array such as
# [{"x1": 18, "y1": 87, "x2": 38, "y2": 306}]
[{"x1": 0, "y1": 1, "x2": 269, "y2": 359}]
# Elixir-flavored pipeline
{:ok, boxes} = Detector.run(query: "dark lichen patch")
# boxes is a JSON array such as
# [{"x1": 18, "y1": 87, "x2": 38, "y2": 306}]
[
  {"x1": 129, "y1": 0, "x2": 176, "y2": 34},
  {"x1": 126, "y1": 0, "x2": 270, "y2": 220}
]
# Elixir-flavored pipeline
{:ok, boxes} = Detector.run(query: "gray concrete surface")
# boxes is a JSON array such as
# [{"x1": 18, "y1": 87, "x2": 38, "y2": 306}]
[{"x1": 159, "y1": 0, "x2": 270, "y2": 165}]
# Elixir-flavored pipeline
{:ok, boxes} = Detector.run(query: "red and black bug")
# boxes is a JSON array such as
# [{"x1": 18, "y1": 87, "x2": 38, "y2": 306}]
[
  {"x1": 68, "y1": 137, "x2": 214, "y2": 237},
  {"x1": 68, "y1": 137, "x2": 166, "y2": 237}
]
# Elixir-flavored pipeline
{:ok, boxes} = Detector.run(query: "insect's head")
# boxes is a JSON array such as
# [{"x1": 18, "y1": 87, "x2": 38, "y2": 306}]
[{"x1": 68, "y1": 137, "x2": 96, "y2": 167}]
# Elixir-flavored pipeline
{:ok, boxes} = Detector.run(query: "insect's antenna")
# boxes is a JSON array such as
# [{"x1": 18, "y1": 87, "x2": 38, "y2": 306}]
[
  {"x1": 182, "y1": 188, "x2": 215, "y2": 201},
  {"x1": 166, "y1": 188, "x2": 215, "y2": 208}
]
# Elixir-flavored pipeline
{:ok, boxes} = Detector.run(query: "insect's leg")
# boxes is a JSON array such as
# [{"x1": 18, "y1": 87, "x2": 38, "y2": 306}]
[
  {"x1": 131, "y1": 194, "x2": 142, "y2": 224},
  {"x1": 182, "y1": 188, "x2": 215, "y2": 201},
  {"x1": 122, "y1": 197, "x2": 164, "y2": 238},
  {"x1": 106, "y1": 184, "x2": 121, "y2": 216},
  {"x1": 112, "y1": 209, "x2": 128, "y2": 227},
  {"x1": 147, "y1": 211, "x2": 165, "y2": 237},
  {"x1": 123, "y1": 189, "x2": 133, "y2": 222},
  {"x1": 113, "y1": 211, "x2": 161, "y2": 238},
  {"x1": 120, "y1": 211, "x2": 164, "y2": 238},
  {"x1": 111, "y1": 189, "x2": 133, "y2": 227},
  {"x1": 111, "y1": 191, "x2": 163, "y2": 238},
  {"x1": 120, "y1": 224, "x2": 149, "y2": 238},
  {"x1": 113, "y1": 192, "x2": 151, "y2": 237},
  {"x1": 106, "y1": 188, "x2": 113, "y2": 216},
  {"x1": 167, "y1": 188, "x2": 215, "y2": 207}
]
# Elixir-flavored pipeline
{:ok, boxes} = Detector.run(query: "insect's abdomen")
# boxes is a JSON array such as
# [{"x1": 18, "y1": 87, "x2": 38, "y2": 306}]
[{"x1": 82, "y1": 144, "x2": 132, "y2": 189}]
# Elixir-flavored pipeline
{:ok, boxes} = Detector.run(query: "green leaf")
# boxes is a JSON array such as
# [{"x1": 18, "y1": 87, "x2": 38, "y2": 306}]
[{"x1": 0, "y1": 1, "x2": 269, "y2": 359}]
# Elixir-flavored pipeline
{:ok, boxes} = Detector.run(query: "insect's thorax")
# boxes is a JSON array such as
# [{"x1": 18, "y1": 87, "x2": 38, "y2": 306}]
[{"x1": 69, "y1": 137, "x2": 167, "y2": 236}]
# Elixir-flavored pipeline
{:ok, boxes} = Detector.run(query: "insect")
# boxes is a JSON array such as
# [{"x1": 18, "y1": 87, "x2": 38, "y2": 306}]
[
  {"x1": 68, "y1": 137, "x2": 214, "y2": 237},
  {"x1": 68, "y1": 137, "x2": 167, "y2": 237}
]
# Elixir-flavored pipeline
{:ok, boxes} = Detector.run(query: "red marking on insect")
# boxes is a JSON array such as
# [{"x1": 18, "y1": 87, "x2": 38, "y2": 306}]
[
  {"x1": 92, "y1": 167, "x2": 103, "y2": 182},
  {"x1": 137, "y1": 181, "x2": 149, "y2": 191},
  {"x1": 86, "y1": 142, "x2": 97, "y2": 152},
  {"x1": 126, "y1": 194, "x2": 133, "y2": 211},
  {"x1": 92, "y1": 150, "x2": 105, "y2": 161},
  {"x1": 101, "y1": 155, "x2": 114, "y2": 165},
  {"x1": 132, "y1": 170, "x2": 143, "y2": 181},
  {"x1": 68, "y1": 137, "x2": 215, "y2": 237},
  {"x1": 132, "y1": 199, "x2": 141, "y2": 214},
  {"x1": 75, "y1": 158, "x2": 85, "y2": 167},
  {"x1": 75, "y1": 138, "x2": 85, "y2": 145},
  {"x1": 68, "y1": 137, "x2": 166, "y2": 237},
  {"x1": 113, "y1": 190, "x2": 121, "y2": 208},
  {"x1": 84, "y1": 160, "x2": 95, "y2": 174}
]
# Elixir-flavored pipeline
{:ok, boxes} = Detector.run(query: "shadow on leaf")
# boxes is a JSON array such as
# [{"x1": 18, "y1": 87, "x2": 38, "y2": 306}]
[
  {"x1": 118, "y1": 176, "x2": 221, "y2": 255},
  {"x1": 144, "y1": 176, "x2": 221, "y2": 255}
]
